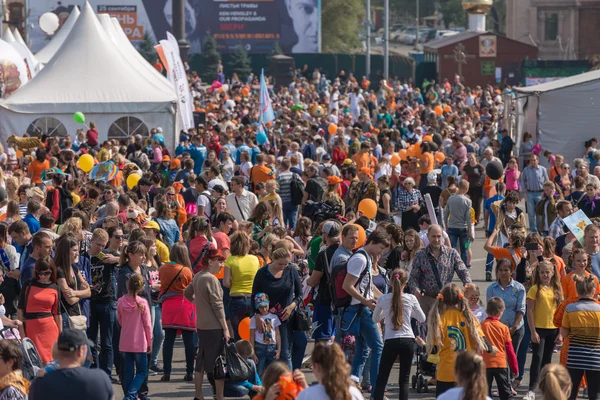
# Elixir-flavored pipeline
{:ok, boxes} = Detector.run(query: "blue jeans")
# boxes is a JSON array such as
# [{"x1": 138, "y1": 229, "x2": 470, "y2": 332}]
[
  {"x1": 254, "y1": 342, "x2": 277, "y2": 376},
  {"x1": 162, "y1": 329, "x2": 196, "y2": 375},
  {"x1": 526, "y1": 192, "x2": 543, "y2": 232},
  {"x1": 448, "y1": 228, "x2": 469, "y2": 265},
  {"x1": 150, "y1": 305, "x2": 164, "y2": 366},
  {"x1": 486, "y1": 252, "x2": 495, "y2": 273},
  {"x1": 229, "y1": 296, "x2": 252, "y2": 341},
  {"x1": 62, "y1": 312, "x2": 92, "y2": 368},
  {"x1": 283, "y1": 203, "x2": 298, "y2": 231},
  {"x1": 123, "y1": 352, "x2": 149, "y2": 400},
  {"x1": 312, "y1": 303, "x2": 334, "y2": 341},
  {"x1": 517, "y1": 315, "x2": 531, "y2": 381},
  {"x1": 87, "y1": 301, "x2": 115, "y2": 376},
  {"x1": 292, "y1": 331, "x2": 307, "y2": 371},
  {"x1": 279, "y1": 321, "x2": 294, "y2": 368},
  {"x1": 347, "y1": 305, "x2": 383, "y2": 396}
]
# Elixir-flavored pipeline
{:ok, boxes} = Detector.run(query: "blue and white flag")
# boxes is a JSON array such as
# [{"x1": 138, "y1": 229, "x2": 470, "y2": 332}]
[{"x1": 259, "y1": 68, "x2": 274, "y2": 124}]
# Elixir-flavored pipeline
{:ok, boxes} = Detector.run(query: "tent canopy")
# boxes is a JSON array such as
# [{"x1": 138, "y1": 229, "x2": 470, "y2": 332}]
[
  {"x1": 35, "y1": 7, "x2": 80, "y2": 65},
  {"x1": 515, "y1": 69, "x2": 600, "y2": 94}
]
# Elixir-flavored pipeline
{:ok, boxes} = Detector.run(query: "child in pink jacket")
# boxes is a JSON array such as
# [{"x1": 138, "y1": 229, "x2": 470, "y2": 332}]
[{"x1": 117, "y1": 274, "x2": 153, "y2": 400}]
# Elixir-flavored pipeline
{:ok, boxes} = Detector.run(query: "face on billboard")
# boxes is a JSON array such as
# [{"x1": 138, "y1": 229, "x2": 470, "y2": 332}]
[{"x1": 286, "y1": 0, "x2": 318, "y2": 53}]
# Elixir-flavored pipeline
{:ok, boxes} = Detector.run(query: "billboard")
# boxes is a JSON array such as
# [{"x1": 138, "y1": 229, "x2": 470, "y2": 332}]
[{"x1": 29, "y1": 0, "x2": 321, "y2": 54}]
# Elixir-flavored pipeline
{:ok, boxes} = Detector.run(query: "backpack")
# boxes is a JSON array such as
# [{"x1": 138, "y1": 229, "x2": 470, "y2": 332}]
[
  {"x1": 290, "y1": 173, "x2": 305, "y2": 206},
  {"x1": 329, "y1": 249, "x2": 370, "y2": 309}
]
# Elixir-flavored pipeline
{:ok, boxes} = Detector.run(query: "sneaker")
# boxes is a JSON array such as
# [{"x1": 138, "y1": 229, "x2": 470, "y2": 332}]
[
  {"x1": 486, "y1": 271, "x2": 492, "y2": 282},
  {"x1": 184, "y1": 374, "x2": 194, "y2": 382},
  {"x1": 523, "y1": 390, "x2": 536, "y2": 400},
  {"x1": 149, "y1": 364, "x2": 164, "y2": 373}
]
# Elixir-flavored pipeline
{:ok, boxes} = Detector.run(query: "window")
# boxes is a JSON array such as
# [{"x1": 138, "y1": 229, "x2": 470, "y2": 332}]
[
  {"x1": 107, "y1": 116, "x2": 149, "y2": 140},
  {"x1": 544, "y1": 13, "x2": 558, "y2": 41},
  {"x1": 27, "y1": 117, "x2": 67, "y2": 137}
]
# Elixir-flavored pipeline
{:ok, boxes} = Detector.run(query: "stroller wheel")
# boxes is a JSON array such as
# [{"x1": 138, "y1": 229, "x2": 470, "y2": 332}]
[
  {"x1": 412, "y1": 375, "x2": 417, "y2": 389},
  {"x1": 418, "y1": 375, "x2": 426, "y2": 393},
  {"x1": 422, "y1": 378, "x2": 429, "y2": 393}
]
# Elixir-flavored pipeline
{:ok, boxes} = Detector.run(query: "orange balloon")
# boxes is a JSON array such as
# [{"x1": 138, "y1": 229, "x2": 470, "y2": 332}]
[
  {"x1": 435, "y1": 105, "x2": 443, "y2": 116},
  {"x1": 444, "y1": 105, "x2": 452, "y2": 113},
  {"x1": 423, "y1": 135, "x2": 433, "y2": 142},
  {"x1": 398, "y1": 149, "x2": 408, "y2": 160},
  {"x1": 328, "y1": 124, "x2": 338, "y2": 134},
  {"x1": 358, "y1": 198, "x2": 377, "y2": 219},
  {"x1": 391, "y1": 154, "x2": 400, "y2": 167},
  {"x1": 354, "y1": 224, "x2": 367, "y2": 248},
  {"x1": 238, "y1": 317, "x2": 251, "y2": 341},
  {"x1": 435, "y1": 151, "x2": 446, "y2": 164},
  {"x1": 241, "y1": 87, "x2": 250, "y2": 96}
]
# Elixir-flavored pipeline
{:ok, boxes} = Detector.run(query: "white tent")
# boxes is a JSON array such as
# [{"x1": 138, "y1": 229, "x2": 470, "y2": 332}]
[
  {"x1": 514, "y1": 70, "x2": 600, "y2": 165},
  {"x1": 5, "y1": 28, "x2": 42, "y2": 77},
  {"x1": 35, "y1": 7, "x2": 80, "y2": 65},
  {"x1": 0, "y1": 1, "x2": 177, "y2": 148},
  {"x1": 13, "y1": 28, "x2": 42, "y2": 73}
]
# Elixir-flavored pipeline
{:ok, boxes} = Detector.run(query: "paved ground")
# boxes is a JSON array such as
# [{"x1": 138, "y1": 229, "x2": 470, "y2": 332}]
[{"x1": 113, "y1": 222, "x2": 558, "y2": 399}]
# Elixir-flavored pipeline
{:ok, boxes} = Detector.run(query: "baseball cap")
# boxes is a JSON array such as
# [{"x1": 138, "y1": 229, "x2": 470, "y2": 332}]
[
  {"x1": 322, "y1": 220, "x2": 341, "y2": 237},
  {"x1": 359, "y1": 167, "x2": 371, "y2": 176},
  {"x1": 327, "y1": 176, "x2": 343, "y2": 185},
  {"x1": 170, "y1": 158, "x2": 181, "y2": 170},
  {"x1": 343, "y1": 159, "x2": 353, "y2": 166},
  {"x1": 254, "y1": 293, "x2": 269, "y2": 308},
  {"x1": 162, "y1": 155, "x2": 171, "y2": 162},
  {"x1": 322, "y1": 154, "x2": 332, "y2": 161},
  {"x1": 143, "y1": 221, "x2": 160, "y2": 231},
  {"x1": 211, "y1": 185, "x2": 226, "y2": 195},
  {"x1": 126, "y1": 209, "x2": 139, "y2": 220},
  {"x1": 57, "y1": 329, "x2": 91, "y2": 352},
  {"x1": 180, "y1": 134, "x2": 190, "y2": 143}
]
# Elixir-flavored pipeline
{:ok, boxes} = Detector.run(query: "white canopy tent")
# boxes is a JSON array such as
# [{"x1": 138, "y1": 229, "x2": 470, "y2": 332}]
[
  {"x1": 514, "y1": 70, "x2": 600, "y2": 166},
  {"x1": 35, "y1": 6, "x2": 80, "y2": 65},
  {"x1": 0, "y1": 1, "x2": 178, "y2": 149},
  {"x1": 4, "y1": 28, "x2": 41, "y2": 77}
]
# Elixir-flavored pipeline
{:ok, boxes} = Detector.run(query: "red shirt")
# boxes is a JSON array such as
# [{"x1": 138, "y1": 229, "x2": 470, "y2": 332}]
[{"x1": 86, "y1": 129, "x2": 99, "y2": 147}]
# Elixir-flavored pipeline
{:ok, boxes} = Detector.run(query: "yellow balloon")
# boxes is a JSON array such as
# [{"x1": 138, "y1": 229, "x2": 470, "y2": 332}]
[
  {"x1": 127, "y1": 173, "x2": 141, "y2": 190},
  {"x1": 78, "y1": 154, "x2": 94, "y2": 173}
]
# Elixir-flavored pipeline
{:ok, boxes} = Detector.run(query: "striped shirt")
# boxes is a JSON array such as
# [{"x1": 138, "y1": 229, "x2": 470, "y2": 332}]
[
  {"x1": 520, "y1": 165, "x2": 548, "y2": 192},
  {"x1": 562, "y1": 299, "x2": 600, "y2": 371},
  {"x1": 276, "y1": 171, "x2": 295, "y2": 204}
]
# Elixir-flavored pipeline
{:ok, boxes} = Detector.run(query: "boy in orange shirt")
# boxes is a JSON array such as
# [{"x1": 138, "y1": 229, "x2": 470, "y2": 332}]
[{"x1": 481, "y1": 297, "x2": 518, "y2": 400}]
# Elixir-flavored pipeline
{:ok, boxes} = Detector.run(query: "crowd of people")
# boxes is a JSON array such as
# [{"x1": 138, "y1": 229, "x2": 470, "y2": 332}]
[{"x1": 0, "y1": 63, "x2": 596, "y2": 400}]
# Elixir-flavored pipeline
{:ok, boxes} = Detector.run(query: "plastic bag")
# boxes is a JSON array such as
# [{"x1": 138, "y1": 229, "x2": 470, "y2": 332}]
[{"x1": 225, "y1": 340, "x2": 250, "y2": 382}]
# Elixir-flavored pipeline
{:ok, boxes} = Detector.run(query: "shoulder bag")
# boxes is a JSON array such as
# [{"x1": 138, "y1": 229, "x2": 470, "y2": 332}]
[
  {"x1": 158, "y1": 266, "x2": 184, "y2": 302},
  {"x1": 61, "y1": 275, "x2": 87, "y2": 330},
  {"x1": 287, "y1": 267, "x2": 310, "y2": 332}
]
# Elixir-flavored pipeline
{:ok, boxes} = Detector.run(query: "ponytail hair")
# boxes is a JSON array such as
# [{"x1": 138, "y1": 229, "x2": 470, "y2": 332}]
[
  {"x1": 538, "y1": 363, "x2": 572, "y2": 400},
  {"x1": 455, "y1": 350, "x2": 488, "y2": 400},
  {"x1": 573, "y1": 274, "x2": 597, "y2": 298},
  {"x1": 311, "y1": 343, "x2": 351, "y2": 400},
  {"x1": 389, "y1": 268, "x2": 407, "y2": 331},
  {"x1": 426, "y1": 284, "x2": 484, "y2": 354},
  {"x1": 126, "y1": 273, "x2": 145, "y2": 312},
  {"x1": 119, "y1": 240, "x2": 147, "y2": 267}
]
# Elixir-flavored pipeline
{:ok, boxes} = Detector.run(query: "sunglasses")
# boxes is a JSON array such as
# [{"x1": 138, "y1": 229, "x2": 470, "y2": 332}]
[
  {"x1": 113, "y1": 235, "x2": 125, "y2": 239},
  {"x1": 38, "y1": 271, "x2": 51, "y2": 277}
]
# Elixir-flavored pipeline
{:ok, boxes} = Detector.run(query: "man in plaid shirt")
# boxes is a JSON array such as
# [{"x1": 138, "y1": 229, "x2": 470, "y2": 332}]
[{"x1": 548, "y1": 200, "x2": 573, "y2": 239}]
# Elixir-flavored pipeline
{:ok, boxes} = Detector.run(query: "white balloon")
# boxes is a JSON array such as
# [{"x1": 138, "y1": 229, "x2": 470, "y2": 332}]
[
  {"x1": 39, "y1": 12, "x2": 60, "y2": 35},
  {"x1": 221, "y1": 84, "x2": 229, "y2": 93}
]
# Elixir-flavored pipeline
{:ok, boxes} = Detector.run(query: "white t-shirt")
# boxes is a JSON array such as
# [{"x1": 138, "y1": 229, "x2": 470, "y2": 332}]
[
  {"x1": 296, "y1": 384, "x2": 364, "y2": 400},
  {"x1": 438, "y1": 387, "x2": 492, "y2": 400},
  {"x1": 286, "y1": 151, "x2": 305, "y2": 171},
  {"x1": 471, "y1": 305, "x2": 487, "y2": 322},
  {"x1": 372, "y1": 293, "x2": 425, "y2": 340},
  {"x1": 197, "y1": 191, "x2": 212, "y2": 218},
  {"x1": 249, "y1": 312, "x2": 281, "y2": 345},
  {"x1": 347, "y1": 251, "x2": 372, "y2": 305},
  {"x1": 241, "y1": 161, "x2": 253, "y2": 180}
]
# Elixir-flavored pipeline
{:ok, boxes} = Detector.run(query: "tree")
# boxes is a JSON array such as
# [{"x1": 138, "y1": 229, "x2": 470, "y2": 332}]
[
  {"x1": 138, "y1": 32, "x2": 157, "y2": 63},
  {"x1": 440, "y1": 0, "x2": 467, "y2": 29},
  {"x1": 200, "y1": 32, "x2": 221, "y2": 83},
  {"x1": 271, "y1": 42, "x2": 284, "y2": 56},
  {"x1": 321, "y1": 0, "x2": 363, "y2": 52},
  {"x1": 229, "y1": 45, "x2": 252, "y2": 82}
]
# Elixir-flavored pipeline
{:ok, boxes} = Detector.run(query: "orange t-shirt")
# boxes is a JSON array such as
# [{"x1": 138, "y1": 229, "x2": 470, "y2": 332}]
[
  {"x1": 419, "y1": 152, "x2": 435, "y2": 174},
  {"x1": 29, "y1": 160, "x2": 49, "y2": 184},
  {"x1": 481, "y1": 317, "x2": 512, "y2": 369},
  {"x1": 551, "y1": 256, "x2": 566, "y2": 279},
  {"x1": 489, "y1": 247, "x2": 523, "y2": 271},
  {"x1": 159, "y1": 263, "x2": 194, "y2": 294},
  {"x1": 251, "y1": 165, "x2": 275, "y2": 188},
  {"x1": 353, "y1": 152, "x2": 373, "y2": 174},
  {"x1": 561, "y1": 271, "x2": 600, "y2": 300}
]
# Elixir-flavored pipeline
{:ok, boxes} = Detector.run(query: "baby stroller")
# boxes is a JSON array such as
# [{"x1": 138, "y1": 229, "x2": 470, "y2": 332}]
[
  {"x1": 0, "y1": 327, "x2": 43, "y2": 381},
  {"x1": 411, "y1": 344, "x2": 429, "y2": 393}
]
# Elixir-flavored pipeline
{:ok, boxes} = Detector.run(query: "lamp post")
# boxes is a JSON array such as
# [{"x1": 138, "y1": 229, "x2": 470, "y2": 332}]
[
  {"x1": 415, "y1": 0, "x2": 419, "y2": 49},
  {"x1": 172, "y1": 0, "x2": 190, "y2": 61},
  {"x1": 366, "y1": 0, "x2": 371, "y2": 78},
  {"x1": 384, "y1": 0, "x2": 389, "y2": 79}
]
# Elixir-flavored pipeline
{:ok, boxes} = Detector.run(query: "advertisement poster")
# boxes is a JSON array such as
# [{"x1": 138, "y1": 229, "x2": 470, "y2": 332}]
[
  {"x1": 479, "y1": 35, "x2": 497, "y2": 58},
  {"x1": 562, "y1": 210, "x2": 592, "y2": 246},
  {"x1": 29, "y1": 0, "x2": 321, "y2": 54}
]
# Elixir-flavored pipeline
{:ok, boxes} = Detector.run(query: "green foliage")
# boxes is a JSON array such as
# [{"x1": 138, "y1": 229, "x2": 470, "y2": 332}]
[
  {"x1": 321, "y1": 0, "x2": 363, "y2": 52},
  {"x1": 138, "y1": 32, "x2": 157, "y2": 63},
  {"x1": 272, "y1": 42, "x2": 284, "y2": 55},
  {"x1": 229, "y1": 45, "x2": 252, "y2": 82},
  {"x1": 440, "y1": 0, "x2": 467, "y2": 29},
  {"x1": 200, "y1": 33, "x2": 221, "y2": 82}
]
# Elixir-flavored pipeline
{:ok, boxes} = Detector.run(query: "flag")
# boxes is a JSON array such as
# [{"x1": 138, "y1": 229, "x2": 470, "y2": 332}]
[{"x1": 259, "y1": 69, "x2": 274, "y2": 124}]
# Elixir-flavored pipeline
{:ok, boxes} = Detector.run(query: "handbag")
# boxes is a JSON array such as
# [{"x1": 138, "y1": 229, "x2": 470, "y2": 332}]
[
  {"x1": 213, "y1": 353, "x2": 228, "y2": 380},
  {"x1": 224, "y1": 340, "x2": 250, "y2": 382},
  {"x1": 61, "y1": 274, "x2": 87, "y2": 330},
  {"x1": 339, "y1": 306, "x2": 362, "y2": 336},
  {"x1": 291, "y1": 304, "x2": 310, "y2": 332}
]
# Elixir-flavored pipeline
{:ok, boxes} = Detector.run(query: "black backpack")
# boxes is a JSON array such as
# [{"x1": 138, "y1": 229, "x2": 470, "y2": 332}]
[{"x1": 290, "y1": 173, "x2": 305, "y2": 206}]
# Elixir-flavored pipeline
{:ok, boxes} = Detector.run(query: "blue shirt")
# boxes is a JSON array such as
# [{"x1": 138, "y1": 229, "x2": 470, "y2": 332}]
[
  {"x1": 486, "y1": 279, "x2": 526, "y2": 329},
  {"x1": 440, "y1": 164, "x2": 459, "y2": 189},
  {"x1": 188, "y1": 145, "x2": 207, "y2": 175},
  {"x1": 22, "y1": 214, "x2": 40, "y2": 235},
  {"x1": 484, "y1": 195, "x2": 504, "y2": 233},
  {"x1": 21, "y1": 256, "x2": 37, "y2": 286},
  {"x1": 591, "y1": 252, "x2": 600, "y2": 282},
  {"x1": 236, "y1": 144, "x2": 250, "y2": 165},
  {"x1": 221, "y1": 143, "x2": 236, "y2": 161}
]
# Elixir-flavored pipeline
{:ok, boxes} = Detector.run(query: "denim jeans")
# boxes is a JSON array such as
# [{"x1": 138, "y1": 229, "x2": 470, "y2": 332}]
[
  {"x1": 448, "y1": 228, "x2": 469, "y2": 265},
  {"x1": 526, "y1": 192, "x2": 543, "y2": 232},
  {"x1": 162, "y1": 329, "x2": 195, "y2": 375},
  {"x1": 229, "y1": 296, "x2": 252, "y2": 341},
  {"x1": 347, "y1": 305, "x2": 383, "y2": 396},
  {"x1": 279, "y1": 320, "x2": 294, "y2": 368},
  {"x1": 292, "y1": 331, "x2": 307, "y2": 371},
  {"x1": 150, "y1": 305, "x2": 164, "y2": 367},
  {"x1": 122, "y1": 352, "x2": 149, "y2": 400},
  {"x1": 485, "y1": 251, "x2": 495, "y2": 273},
  {"x1": 87, "y1": 301, "x2": 115, "y2": 376},
  {"x1": 254, "y1": 342, "x2": 277, "y2": 376},
  {"x1": 282, "y1": 203, "x2": 298, "y2": 231},
  {"x1": 62, "y1": 312, "x2": 92, "y2": 368},
  {"x1": 517, "y1": 317, "x2": 531, "y2": 381}
]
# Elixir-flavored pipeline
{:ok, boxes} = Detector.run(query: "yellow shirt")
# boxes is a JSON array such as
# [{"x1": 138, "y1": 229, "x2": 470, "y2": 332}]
[
  {"x1": 225, "y1": 255, "x2": 260, "y2": 295},
  {"x1": 71, "y1": 192, "x2": 81, "y2": 207},
  {"x1": 436, "y1": 309, "x2": 485, "y2": 383},
  {"x1": 156, "y1": 239, "x2": 170, "y2": 264},
  {"x1": 527, "y1": 285, "x2": 558, "y2": 329}
]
